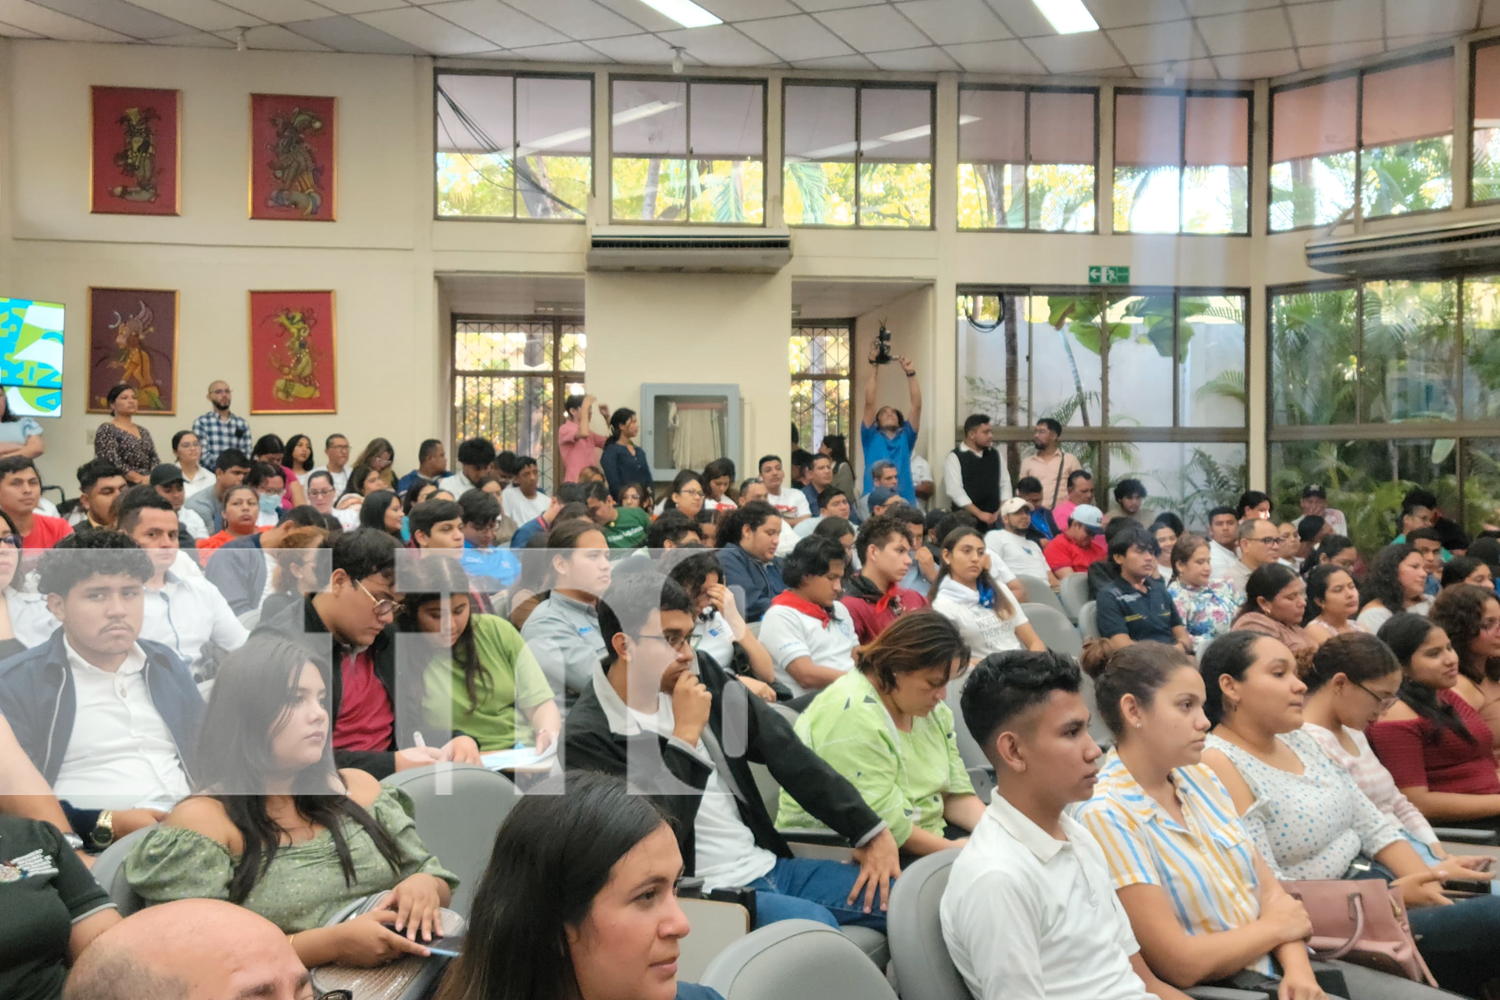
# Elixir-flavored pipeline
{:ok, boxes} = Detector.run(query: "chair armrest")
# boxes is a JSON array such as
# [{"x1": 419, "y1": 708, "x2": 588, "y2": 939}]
[
  {"x1": 1185, "y1": 988, "x2": 1269, "y2": 1000},
  {"x1": 778, "y1": 828, "x2": 856, "y2": 861},
  {"x1": 778, "y1": 827, "x2": 851, "y2": 847},
  {"x1": 788, "y1": 842, "x2": 856, "y2": 862},
  {"x1": 1432, "y1": 827, "x2": 1500, "y2": 845}
]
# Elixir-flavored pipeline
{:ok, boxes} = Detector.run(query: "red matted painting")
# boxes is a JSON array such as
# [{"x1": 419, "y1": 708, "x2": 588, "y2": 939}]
[
  {"x1": 249, "y1": 94, "x2": 336, "y2": 221},
  {"x1": 90, "y1": 86, "x2": 180, "y2": 216},
  {"x1": 87, "y1": 287, "x2": 178, "y2": 414},
  {"x1": 248, "y1": 290, "x2": 337, "y2": 414}
]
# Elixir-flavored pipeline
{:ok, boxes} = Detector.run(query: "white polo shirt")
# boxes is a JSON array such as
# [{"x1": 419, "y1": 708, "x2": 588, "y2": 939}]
[
  {"x1": 765, "y1": 488, "x2": 810, "y2": 523},
  {"x1": 501, "y1": 485, "x2": 551, "y2": 526},
  {"x1": 985, "y1": 529, "x2": 1049, "y2": 582},
  {"x1": 940, "y1": 791, "x2": 1153, "y2": 1000},
  {"x1": 758, "y1": 600, "x2": 857, "y2": 697},
  {"x1": 693, "y1": 609, "x2": 736, "y2": 670},
  {"x1": 1209, "y1": 540, "x2": 1240, "y2": 582}
]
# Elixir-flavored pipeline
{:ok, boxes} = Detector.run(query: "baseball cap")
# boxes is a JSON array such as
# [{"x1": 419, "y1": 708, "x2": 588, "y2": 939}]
[
  {"x1": 149, "y1": 464, "x2": 186, "y2": 487},
  {"x1": 1070, "y1": 504, "x2": 1105, "y2": 533},
  {"x1": 1302, "y1": 484, "x2": 1327, "y2": 499},
  {"x1": 870, "y1": 486, "x2": 901, "y2": 508},
  {"x1": 1000, "y1": 497, "x2": 1033, "y2": 515}
]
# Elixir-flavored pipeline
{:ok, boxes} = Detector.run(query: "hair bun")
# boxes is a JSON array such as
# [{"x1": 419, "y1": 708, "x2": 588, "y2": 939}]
[{"x1": 1078, "y1": 639, "x2": 1113, "y2": 679}]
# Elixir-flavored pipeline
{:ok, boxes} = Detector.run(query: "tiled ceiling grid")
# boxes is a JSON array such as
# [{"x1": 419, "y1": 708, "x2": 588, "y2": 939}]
[{"x1": 0, "y1": 0, "x2": 1494, "y2": 77}]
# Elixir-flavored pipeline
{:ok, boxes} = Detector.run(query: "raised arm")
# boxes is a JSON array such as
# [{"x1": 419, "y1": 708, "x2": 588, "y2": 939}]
[
  {"x1": 862, "y1": 342, "x2": 880, "y2": 426},
  {"x1": 900, "y1": 356, "x2": 922, "y2": 432}
]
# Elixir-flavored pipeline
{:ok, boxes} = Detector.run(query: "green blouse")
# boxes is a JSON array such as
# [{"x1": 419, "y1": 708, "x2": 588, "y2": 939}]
[
  {"x1": 777, "y1": 669, "x2": 973, "y2": 846},
  {"x1": 123, "y1": 786, "x2": 459, "y2": 933},
  {"x1": 421, "y1": 614, "x2": 555, "y2": 751}
]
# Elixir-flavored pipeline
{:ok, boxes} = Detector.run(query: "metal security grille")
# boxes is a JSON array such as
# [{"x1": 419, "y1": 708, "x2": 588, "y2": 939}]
[
  {"x1": 791, "y1": 322, "x2": 852, "y2": 453},
  {"x1": 452, "y1": 315, "x2": 585, "y2": 492}
]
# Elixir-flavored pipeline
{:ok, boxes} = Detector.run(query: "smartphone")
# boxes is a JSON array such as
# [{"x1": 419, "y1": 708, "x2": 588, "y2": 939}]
[{"x1": 426, "y1": 909, "x2": 467, "y2": 957}]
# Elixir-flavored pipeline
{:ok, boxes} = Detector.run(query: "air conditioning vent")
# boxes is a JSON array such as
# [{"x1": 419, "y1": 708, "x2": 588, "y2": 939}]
[
  {"x1": 1305, "y1": 218, "x2": 1500, "y2": 277},
  {"x1": 587, "y1": 227, "x2": 792, "y2": 273}
]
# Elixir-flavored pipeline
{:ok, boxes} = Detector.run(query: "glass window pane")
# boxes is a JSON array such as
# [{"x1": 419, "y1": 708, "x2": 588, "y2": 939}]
[
  {"x1": 784, "y1": 85, "x2": 856, "y2": 227},
  {"x1": 690, "y1": 159, "x2": 763, "y2": 224},
  {"x1": 1272, "y1": 77, "x2": 1357, "y2": 162},
  {"x1": 1104, "y1": 293, "x2": 1174, "y2": 427},
  {"x1": 612, "y1": 157, "x2": 688, "y2": 222},
  {"x1": 454, "y1": 321, "x2": 555, "y2": 372},
  {"x1": 1270, "y1": 288, "x2": 1359, "y2": 426},
  {"x1": 1178, "y1": 294, "x2": 1247, "y2": 428},
  {"x1": 958, "y1": 163, "x2": 1024, "y2": 229},
  {"x1": 436, "y1": 74, "x2": 515, "y2": 218},
  {"x1": 1109, "y1": 441, "x2": 1246, "y2": 530},
  {"x1": 1474, "y1": 44, "x2": 1500, "y2": 203},
  {"x1": 1185, "y1": 94, "x2": 1249, "y2": 168},
  {"x1": 1464, "y1": 275, "x2": 1500, "y2": 421},
  {"x1": 1270, "y1": 152, "x2": 1357, "y2": 231},
  {"x1": 1029, "y1": 294, "x2": 1104, "y2": 428},
  {"x1": 1027, "y1": 163, "x2": 1096, "y2": 232},
  {"x1": 1113, "y1": 164, "x2": 1180, "y2": 233},
  {"x1": 1360, "y1": 279, "x2": 1458, "y2": 423},
  {"x1": 1361, "y1": 135, "x2": 1453, "y2": 218},
  {"x1": 559, "y1": 324, "x2": 586, "y2": 373},
  {"x1": 1028, "y1": 92, "x2": 1096, "y2": 232},
  {"x1": 1361, "y1": 55, "x2": 1453, "y2": 148},
  {"x1": 783, "y1": 162, "x2": 855, "y2": 225},
  {"x1": 958, "y1": 293, "x2": 1029, "y2": 430},
  {"x1": 1461, "y1": 438, "x2": 1500, "y2": 537},
  {"x1": 690, "y1": 82, "x2": 763, "y2": 157},
  {"x1": 860, "y1": 87, "x2": 932, "y2": 162},
  {"x1": 516, "y1": 76, "x2": 590, "y2": 221},
  {"x1": 612, "y1": 79, "x2": 687, "y2": 156},
  {"x1": 790, "y1": 325, "x2": 850, "y2": 375},
  {"x1": 1182, "y1": 165, "x2": 1249, "y2": 234},
  {"x1": 1182, "y1": 94, "x2": 1249, "y2": 234},
  {"x1": 859, "y1": 161, "x2": 931, "y2": 228},
  {"x1": 958, "y1": 88, "x2": 1025, "y2": 231}
]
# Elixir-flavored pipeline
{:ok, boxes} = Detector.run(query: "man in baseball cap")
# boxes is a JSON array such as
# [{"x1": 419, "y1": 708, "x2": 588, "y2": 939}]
[
  {"x1": 868, "y1": 485, "x2": 904, "y2": 518},
  {"x1": 986, "y1": 496, "x2": 1056, "y2": 585},
  {"x1": 1297, "y1": 483, "x2": 1348, "y2": 538},
  {"x1": 1043, "y1": 503, "x2": 1106, "y2": 579}
]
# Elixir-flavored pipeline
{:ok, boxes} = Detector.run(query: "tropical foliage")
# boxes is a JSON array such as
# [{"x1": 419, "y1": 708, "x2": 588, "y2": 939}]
[
  {"x1": 956, "y1": 163, "x2": 1095, "y2": 231},
  {"x1": 1112, "y1": 165, "x2": 1249, "y2": 234},
  {"x1": 436, "y1": 152, "x2": 589, "y2": 219},
  {"x1": 782, "y1": 160, "x2": 930, "y2": 228},
  {"x1": 1269, "y1": 135, "x2": 1450, "y2": 231},
  {"x1": 611, "y1": 158, "x2": 765, "y2": 224}
]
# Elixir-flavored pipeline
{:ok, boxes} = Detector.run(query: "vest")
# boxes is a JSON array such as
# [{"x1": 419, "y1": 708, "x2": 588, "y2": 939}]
[{"x1": 953, "y1": 446, "x2": 1001, "y2": 514}]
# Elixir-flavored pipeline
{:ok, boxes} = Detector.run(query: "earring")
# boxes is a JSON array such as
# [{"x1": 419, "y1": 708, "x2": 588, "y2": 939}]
[{"x1": 1134, "y1": 721, "x2": 1142, "y2": 728}]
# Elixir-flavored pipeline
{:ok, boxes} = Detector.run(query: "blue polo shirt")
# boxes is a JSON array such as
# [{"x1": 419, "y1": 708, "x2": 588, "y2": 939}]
[
  {"x1": 861, "y1": 422, "x2": 917, "y2": 503},
  {"x1": 1095, "y1": 575, "x2": 1182, "y2": 645}
]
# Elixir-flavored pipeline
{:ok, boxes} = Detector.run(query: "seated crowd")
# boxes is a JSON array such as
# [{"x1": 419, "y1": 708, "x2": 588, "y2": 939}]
[{"x1": 6, "y1": 374, "x2": 1500, "y2": 1000}]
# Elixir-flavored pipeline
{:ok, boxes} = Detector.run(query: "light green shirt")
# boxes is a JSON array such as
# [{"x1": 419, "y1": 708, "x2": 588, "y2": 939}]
[
  {"x1": 422, "y1": 614, "x2": 555, "y2": 751},
  {"x1": 777, "y1": 668, "x2": 973, "y2": 846}
]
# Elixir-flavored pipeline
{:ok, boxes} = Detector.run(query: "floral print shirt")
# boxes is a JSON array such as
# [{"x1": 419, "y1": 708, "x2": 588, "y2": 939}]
[{"x1": 1168, "y1": 579, "x2": 1239, "y2": 641}]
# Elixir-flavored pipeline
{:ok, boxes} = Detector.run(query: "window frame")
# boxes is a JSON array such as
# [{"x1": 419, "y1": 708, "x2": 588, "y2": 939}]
[
  {"x1": 955, "y1": 83, "x2": 1100, "y2": 234},
  {"x1": 1110, "y1": 86, "x2": 1254, "y2": 238},
  {"x1": 1469, "y1": 37, "x2": 1500, "y2": 208},
  {"x1": 608, "y1": 74, "x2": 769, "y2": 227},
  {"x1": 450, "y1": 312, "x2": 586, "y2": 492},
  {"x1": 782, "y1": 79, "x2": 938, "y2": 231},
  {"x1": 433, "y1": 68, "x2": 596, "y2": 224},
  {"x1": 1266, "y1": 47, "x2": 1457, "y2": 235},
  {"x1": 790, "y1": 321, "x2": 855, "y2": 449}
]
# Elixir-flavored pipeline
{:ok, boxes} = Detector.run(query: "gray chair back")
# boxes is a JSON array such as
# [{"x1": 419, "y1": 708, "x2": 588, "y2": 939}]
[
  {"x1": 381, "y1": 763, "x2": 523, "y2": 916},
  {"x1": 1078, "y1": 668, "x2": 1114, "y2": 750},
  {"x1": 1020, "y1": 603, "x2": 1082, "y2": 659},
  {"x1": 1013, "y1": 575, "x2": 1066, "y2": 618},
  {"x1": 1058, "y1": 574, "x2": 1090, "y2": 621},
  {"x1": 700, "y1": 919, "x2": 898, "y2": 1000},
  {"x1": 90, "y1": 826, "x2": 157, "y2": 916},
  {"x1": 1078, "y1": 601, "x2": 1099, "y2": 641},
  {"x1": 946, "y1": 669, "x2": 988, "y2": 771},
  {"x1": 886, "y1": 850, "x2": 970, "y2": 1000}
]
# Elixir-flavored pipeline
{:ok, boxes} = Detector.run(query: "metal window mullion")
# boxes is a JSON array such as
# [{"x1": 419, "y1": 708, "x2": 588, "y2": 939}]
[
  {"x1": 1172, "y1": 291, "x2": 1181, "y2": 428},
  {"x1": 1354, "y1": 71, "x2": 1365, "y2": 226},
  {"x1": 1177, "y1": 94, "x2": 1188, "y2": 234},
  {"x1": 512, "y1": 74, "x2": 520, "y2": 218},
  {"x1": 854, "y1": 85, "x2": 863, "y2": 228},
  {"x1": 685, "y1": 83, "x2": 694, "y2": 223},
  {"x1": 1355, "y1": 278, "x2": 1366, "y2": 423},
  {"x1": 1024, "y1": 90, "x2": 1032, "y2": 230}
]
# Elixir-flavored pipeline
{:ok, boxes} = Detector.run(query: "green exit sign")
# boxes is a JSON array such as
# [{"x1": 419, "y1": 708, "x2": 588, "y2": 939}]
[{"x1": 1088, "y1": 265, "x2": 1130, "y2": 285}]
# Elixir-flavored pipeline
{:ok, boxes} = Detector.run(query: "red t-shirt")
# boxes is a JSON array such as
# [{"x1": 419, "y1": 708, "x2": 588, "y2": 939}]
[
  {"x1": 332, "y1": 648, "x2": 395, "y2": 753},
  {"x1": 1043, "y1": 533, "x2": 1104, "y2": 573},
  {"x1": 20, "y1": 514, "x2": 72, "y2": 551},
  {"x1": 1367, "y1": 689, "x2": 1500, "y2": 796},
  {"x1": 839, "y1": 586, "x2": 929, "y2": 645}
]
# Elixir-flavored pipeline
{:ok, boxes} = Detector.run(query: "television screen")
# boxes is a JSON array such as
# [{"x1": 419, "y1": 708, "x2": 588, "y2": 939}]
[{"x1": 0, "y1": 297, "x2": 63, "y2": 418}]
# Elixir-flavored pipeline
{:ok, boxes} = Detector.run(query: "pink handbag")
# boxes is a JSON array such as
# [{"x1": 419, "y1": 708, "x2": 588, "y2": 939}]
[{"x1": 1280, "y1": 880, "x2": 1437, "y2": 987}]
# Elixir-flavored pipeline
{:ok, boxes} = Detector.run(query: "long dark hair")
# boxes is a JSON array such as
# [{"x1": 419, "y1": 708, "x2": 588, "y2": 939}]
[
  {"x1": 1235, "y1": 562, "x2": 1299, "y2": 622},
  {"x1": 433, "y1": 771, "x2": 671, "y2": 1000},
  {"x1": 191, "y1": 636, "x2": 403, "y2": 904},
  {"x1": 1361, "y1": 543, "x2": 1420, "y2": 613},
  {"x1": 661, "y1": 469, "x2": 702, "y2": 511},
  {"x1": 856, "y1": 610, "x2": 969, "y2": 692},
  {"x1": 607, "y1": 408, "x2": 635, "y2": 443},
  {"x1": 1378, "y1": 613, "x2": 1476, "y2": 745},
  {"x1": 282, "y1": 433, "x2": 314, "y2": 473},
  {"x1": 1429, "y1": 584, "x2": 1500, "y2": 685},
  {"x1": 1200, "y1": 630, "x2": 1266, "y2": 727},
  {"x1": 359, "y1": 489, "x2": 399, "y2": 535},
  {"x1": 1303, "y1": 534, "x2": 1355, "y2": 577},
  {"x1": 821, "y1": 434, "x2": 850, "y2": 467},
  {"x1": 399, "y1": 557, "x2": 487, "y2": 714},
  {"x1": 339, "y1": 464, "x2": 379, "y2": 503},
  {"x1": 1302, "y1": 564, "x2": 1353, "y2": 626},
  {"x1": 930, "y1": 527, "x2": 1011, "y2": 620}
]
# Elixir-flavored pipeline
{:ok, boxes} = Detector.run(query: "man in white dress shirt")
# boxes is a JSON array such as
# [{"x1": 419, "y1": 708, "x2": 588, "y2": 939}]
[
  {"x1": 1206, "y1": 505, "x2": 1241, "y2": 584},
  {"x1": 941, "y1": 650, "x2": 1192, "y2": 1000},
  {"x1": 500, "y1": 456, "x2": 551, "y2": 526}
]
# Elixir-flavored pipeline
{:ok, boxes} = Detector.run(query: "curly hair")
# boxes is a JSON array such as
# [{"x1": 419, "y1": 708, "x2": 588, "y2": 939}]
[
  {"x1": 37, "y1": 531, "x2": 151, "y2": 598},
  {"x1": 1429, "y1": 583, "x2": 1500, "y2": 684},
  {"x1": 1360, "y1": 543, "x2": 1421, "y2": 616}
]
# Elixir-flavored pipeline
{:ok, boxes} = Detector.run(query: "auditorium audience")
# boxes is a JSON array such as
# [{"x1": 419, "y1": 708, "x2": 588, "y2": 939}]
[
  {"x1": 714, "y1": 501, "x2": 785, "y2": 622},
  {"x1": 358, "y1": 489, "x2": 403, "y2": 539},
  {"x1": 758, "y1": 454, "x2": 810, "y2": 526},
  {"x1": 1306, "y1": 533, "x2": 1359, "y2": 576},
  {"x1": 1301, "y1": 563, "x2": 1365, "y2": 646},
  {"x1": 191, "y1": 381, "x2": 252, "y2": 472},
  {"x1": 249, "y1": 436, "x2": 305, "y2": 509},
  {"x1": 203, "y1": 503, "x2": 321, "y2": 615},
  {"x1": 1297, "y1": 483, "x2": 1349, "y2": 538},
  {"x1": 601, "y1": 408, "x2": 652, "y2": 500},
  {"x1": 1042, "y1": 503, "x2": 1105, "y2": 579},
  {"x1": 759, "y1": 535, "x2": 859, "y2": 699},
  {"x1": 0, "y1": 509, "x2": 57, "y2": 652},
  {"x1": 334, "y1": 463, "x2": 385, "y2": 522},
  {"x1": 1229, "y1": 563, "x2": 1315, "y2": 654},
  {"x1": 840, "y1": 513, "x2": 928, "y2": 643},
  {"x1": 500, "y1": 455, "x2": 549, "y2": 527},
  {"x1": 661, "y1": 470, "x2": 706, "y2": 520},
  {"x1": 1095, "y1": 525, "x2": 1191, "y2": 652},
  {"x1": 984, "y1": 497, "x2": 1055, "y2": 586},
  {"x1": 1356, "y1": 544, "x2": 1431, "y2": 632},
  {"x1": 780, "y1": 612, "x2": 981, "y2": 857},
  {"x1": 858, "y1": 461, "x2": 899, "y2": 521},
  {"x1": 565, "y1": 571, "x2": 900, "y2": 931},
  {"x1": 1166, "y1": 533, "x2": 1239, "y2": 645},
  {"x1": 1406, "y1": 527, "x2": 1446, "y2": 597},
  {"x1": 930, "y1": 526, "x2": 1042, "y2": 658},
  {"x1": 701, "y1": 457, "x2": 738, "y2": 511},
  {"x1": 68, "y1": 460, "x2": 126, "y2": 530},
  {"x1": 1017, "y1": 418, "x2": 1081, "y2": 511},
  {"x1": 1201, "y1": 631, "x2": 1500, "y2": 998},
  {"x1": 0, "y1": 455, "x2": 73, "y2": 550},
  {"x1": 93, "y1": 385, "x2": 158, "y2": 485},
  {"x1": 1150, "y1": 514, "x2": 1179, "y2": 583},
  {"x1": 1221, "y1": 517, "x2": 1282, "y2": 598},
  {"x1": 182, "y1": 449, "x2": 251, "y2": 538},
  {"x1": 557, "y1": 394, "x2": 610, "y2": 485},
  {"x1": 0, "y1": 388, "x2": 45, "y2": 461},
  {"x1": 352, "y1": 438, "x2": 396, "y2": 490},
  {"x1": 800, "y1": 454, "x2": 834, "y2": 515},
  {"x1": 1205, "y1": 505, "x2": 1240, "y2": 582},
  {"x1": 519, "y1": 517, "x2": 613, "y2": 707},
  {"x1": 439, "y1": 437, "x2": 495, "y2": 497},
  {"x1": 432, "y1": 771, "x2": 724, "y2": 1000},
  {"x1": 124, "y1": 636, "x2": 458, "y2": 968},
  {"x1": 665, "y1": 551, "x2": 777, "y2": 700}
]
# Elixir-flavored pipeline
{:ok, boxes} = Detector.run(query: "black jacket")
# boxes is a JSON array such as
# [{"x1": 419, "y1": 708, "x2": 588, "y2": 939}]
[{"x1": 564, "y1": 652, "x2": 884, "y2": 876}]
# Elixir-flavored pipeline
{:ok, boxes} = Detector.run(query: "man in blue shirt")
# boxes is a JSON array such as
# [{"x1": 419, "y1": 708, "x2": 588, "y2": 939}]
[
  {"x1": 1095, "y1": 524, "x2": 1192, "y2": 653},
  {"x1": 860, "y1": 344, "x2": 921, "y2": 504}
]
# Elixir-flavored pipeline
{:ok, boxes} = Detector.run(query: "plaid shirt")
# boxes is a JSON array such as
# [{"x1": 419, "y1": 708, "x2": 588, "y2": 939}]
[{"x1": 191, "y1": 410, "x2": 252, "y2": 469}]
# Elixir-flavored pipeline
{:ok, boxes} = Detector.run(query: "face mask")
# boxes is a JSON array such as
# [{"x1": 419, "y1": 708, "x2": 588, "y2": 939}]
[{"x1": 258, "y1": 493, "x2": 280, "y2": 514}]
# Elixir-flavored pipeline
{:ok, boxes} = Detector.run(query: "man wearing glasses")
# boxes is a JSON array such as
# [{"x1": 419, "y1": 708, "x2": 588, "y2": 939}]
[
  {"x1": 311, "y1": 434, "x2": 352, "y2": 496},
  {"x1": 254, "y1": 528, "x2": 481, "y2": 778},
  {"x1": 190, "y1": 382, "x2": 252, "y2": 472},
  {"x1": 566, "y1": 569, "x2": 902, "y2": 933},
  {"x1": 1226, "y1": 518, "x2": 1283, "y2": 601}
]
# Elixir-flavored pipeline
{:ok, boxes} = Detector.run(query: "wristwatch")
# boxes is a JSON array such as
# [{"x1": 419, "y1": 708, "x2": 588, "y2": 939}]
[
  {"x1": 91, "y1": 810, "x2": 115, "y2": 849},
  {"x1": 62, "y1": 831, "x2": 84, "y2": 852}
]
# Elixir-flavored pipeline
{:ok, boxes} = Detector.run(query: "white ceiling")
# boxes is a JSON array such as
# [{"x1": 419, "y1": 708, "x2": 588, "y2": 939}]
[
  {"x1": 793, "y1": 279, "x2": 926, "y2": 318},
  {"x1": 0, "y1": 0, "x2": 1491, "y2": 76}
]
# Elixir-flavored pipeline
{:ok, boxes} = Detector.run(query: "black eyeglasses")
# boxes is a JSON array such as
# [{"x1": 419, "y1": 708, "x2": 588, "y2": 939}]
[
  {"x1": 1352, "y1": 679, "x2": 1399, "y2": 711},
  {"x1": 0, "y1": 534, "x2": 20, "y2": 549}
]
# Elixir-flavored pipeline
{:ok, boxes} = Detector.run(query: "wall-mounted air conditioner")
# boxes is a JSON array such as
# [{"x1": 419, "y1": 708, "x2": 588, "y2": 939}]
[
  {"x1": 587, "y1": 226, "x2": 792, "y2": 273},
  {"x1": 1305, "y1": 218, "x2": 1500, "y2": 278}
]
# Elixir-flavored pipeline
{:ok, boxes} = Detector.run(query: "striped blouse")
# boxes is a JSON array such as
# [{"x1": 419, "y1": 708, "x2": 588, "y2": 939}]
[{"x1": 1072, "y1": 752, "x2": 1273, "y2": 976}]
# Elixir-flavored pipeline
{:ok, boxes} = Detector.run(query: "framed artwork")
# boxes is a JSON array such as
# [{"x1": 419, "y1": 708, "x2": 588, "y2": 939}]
[
  {"x1": 0, "y1": 298, "x2": 64, "y2": 418},
  {"x1": 87, "y1": 287, "x2": 178, "y2": 414},
  {"x1": 248, "y1": 290, "x2": 336, "y2": 414},
  {"x1": 249, "y1": 94, "x2": 336, "y2": 221},
  {"x1": 90, "y1": 86, "x2": 180, "y2": 216}
]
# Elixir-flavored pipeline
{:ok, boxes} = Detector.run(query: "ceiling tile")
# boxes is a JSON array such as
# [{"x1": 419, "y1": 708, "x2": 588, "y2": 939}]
[
  {"x1": 1082, "y1": 0, "x2": 1186, "y2": 28},
  {"x1": 979, "y1": 0, "x2": 1055, "y2": 36},
  {"x1": 656, "y1": 23, "x2": 781, "y2": 63},
  {"x1": 1023, "y1": 30, "x2": 1124, "y2": 71},
  {"x1": 0, "y1": 17, "x2": 41, "y2": 34},
  {"x1": 894, "y1": 0, "x2": 1009, "y2": 45},
  {"x1": 866, "y1": 43, "x2": 958, "y2": 68},
  {"x1": 1133, "y1": 56, "x2": 1219, "y2": 79},
  {"x1": 696, "y1": 0, "x2": 800, "y2": 18},
  {"x1": 789, "y1": 51, "x2": 874, "y2": 67},
  {"x1": 814, "y1": 4, "x2": 922, "y2": 52},
  {"x1": 585, "y1": 0, "x2": 680, "y2": 34},
  {"x1": 149, "y1": 29, "x2": 237, "y2": 45},
  {"x1": 218, "y1": 0, "x2": 329, "y2": 20},
  {"x1": 789, "y1": 0, "x2": 878, "y2": 14},
  {"x1": 502, "y1": 0, "x2": 641, "y2": 39},
  {"x1": 583, "y1": 31, "x2": 679, "y2": 62},
  {"x1": 1211, "y1": 47, "x2": 1298, "y2": 77},
  {"x1": 1108, "y1": 19, "x2": 1205, "y2": 63},
  {"x1": 944, "y1": 36, "x2": 1044, "y2": 71},
  {"x1": 288, "y1": 13, "x2": 426, "y2": 50},
  {"x1": 218, "y1": 22, "x2": 332, "y2": 48},
  {"x1": 737, "y1": 13, "x2": 852, "y2": 60},
  {"x1": 422, "y1": 0, "x2": 568, "y2": 47},
  {"x1": 311, "y1": 0, "x2": 406, "y2": 12},
  {"x1": 1195, "y1": 7, "x2": 1292, "y2": 55},
  {"x1": 1182, "y1": 0, "x2": 1277, "y2": 13},
  {"x1": 505, "y1": 38, "x2": 605, "y2": 58},
  {"x1": 31, "y1": 0, "x2": 188, "y2": 36},
  {"x1": 1385, "y1": 0, "x2": 1478, "y2": 36},
  {"x1": 0, "y1": 0, "x2": 133, "y2": 39},
  {"x1": 1295, "y1": 38, "x2": 1384, "y2": 68},
  {"x1": 122, "y1": 0, "x2": 266, "y2": 30},
  {"x1": 358, "y1": 5, "x2": 495, "y2": 51},
  {"x1": 1286, "y1": 0, "x2": 1382, "y2": 46}
]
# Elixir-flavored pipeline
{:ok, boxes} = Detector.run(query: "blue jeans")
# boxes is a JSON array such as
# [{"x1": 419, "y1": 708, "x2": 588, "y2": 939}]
[
  {"x1": 1406, "y1": 894, "x2": 1500, "y2": 998},
  {"x1": 744, "y1": 857, "x2": 887, "y2": 932}
]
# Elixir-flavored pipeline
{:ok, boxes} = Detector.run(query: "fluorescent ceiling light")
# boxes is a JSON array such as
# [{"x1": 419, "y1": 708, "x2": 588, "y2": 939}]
[
  {"x1": 1031, "y1": 0, "x2": 1098, "y2": 34},
  {"x1": 636, "y1": 0, "x2": 722, "y2": 28}
]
